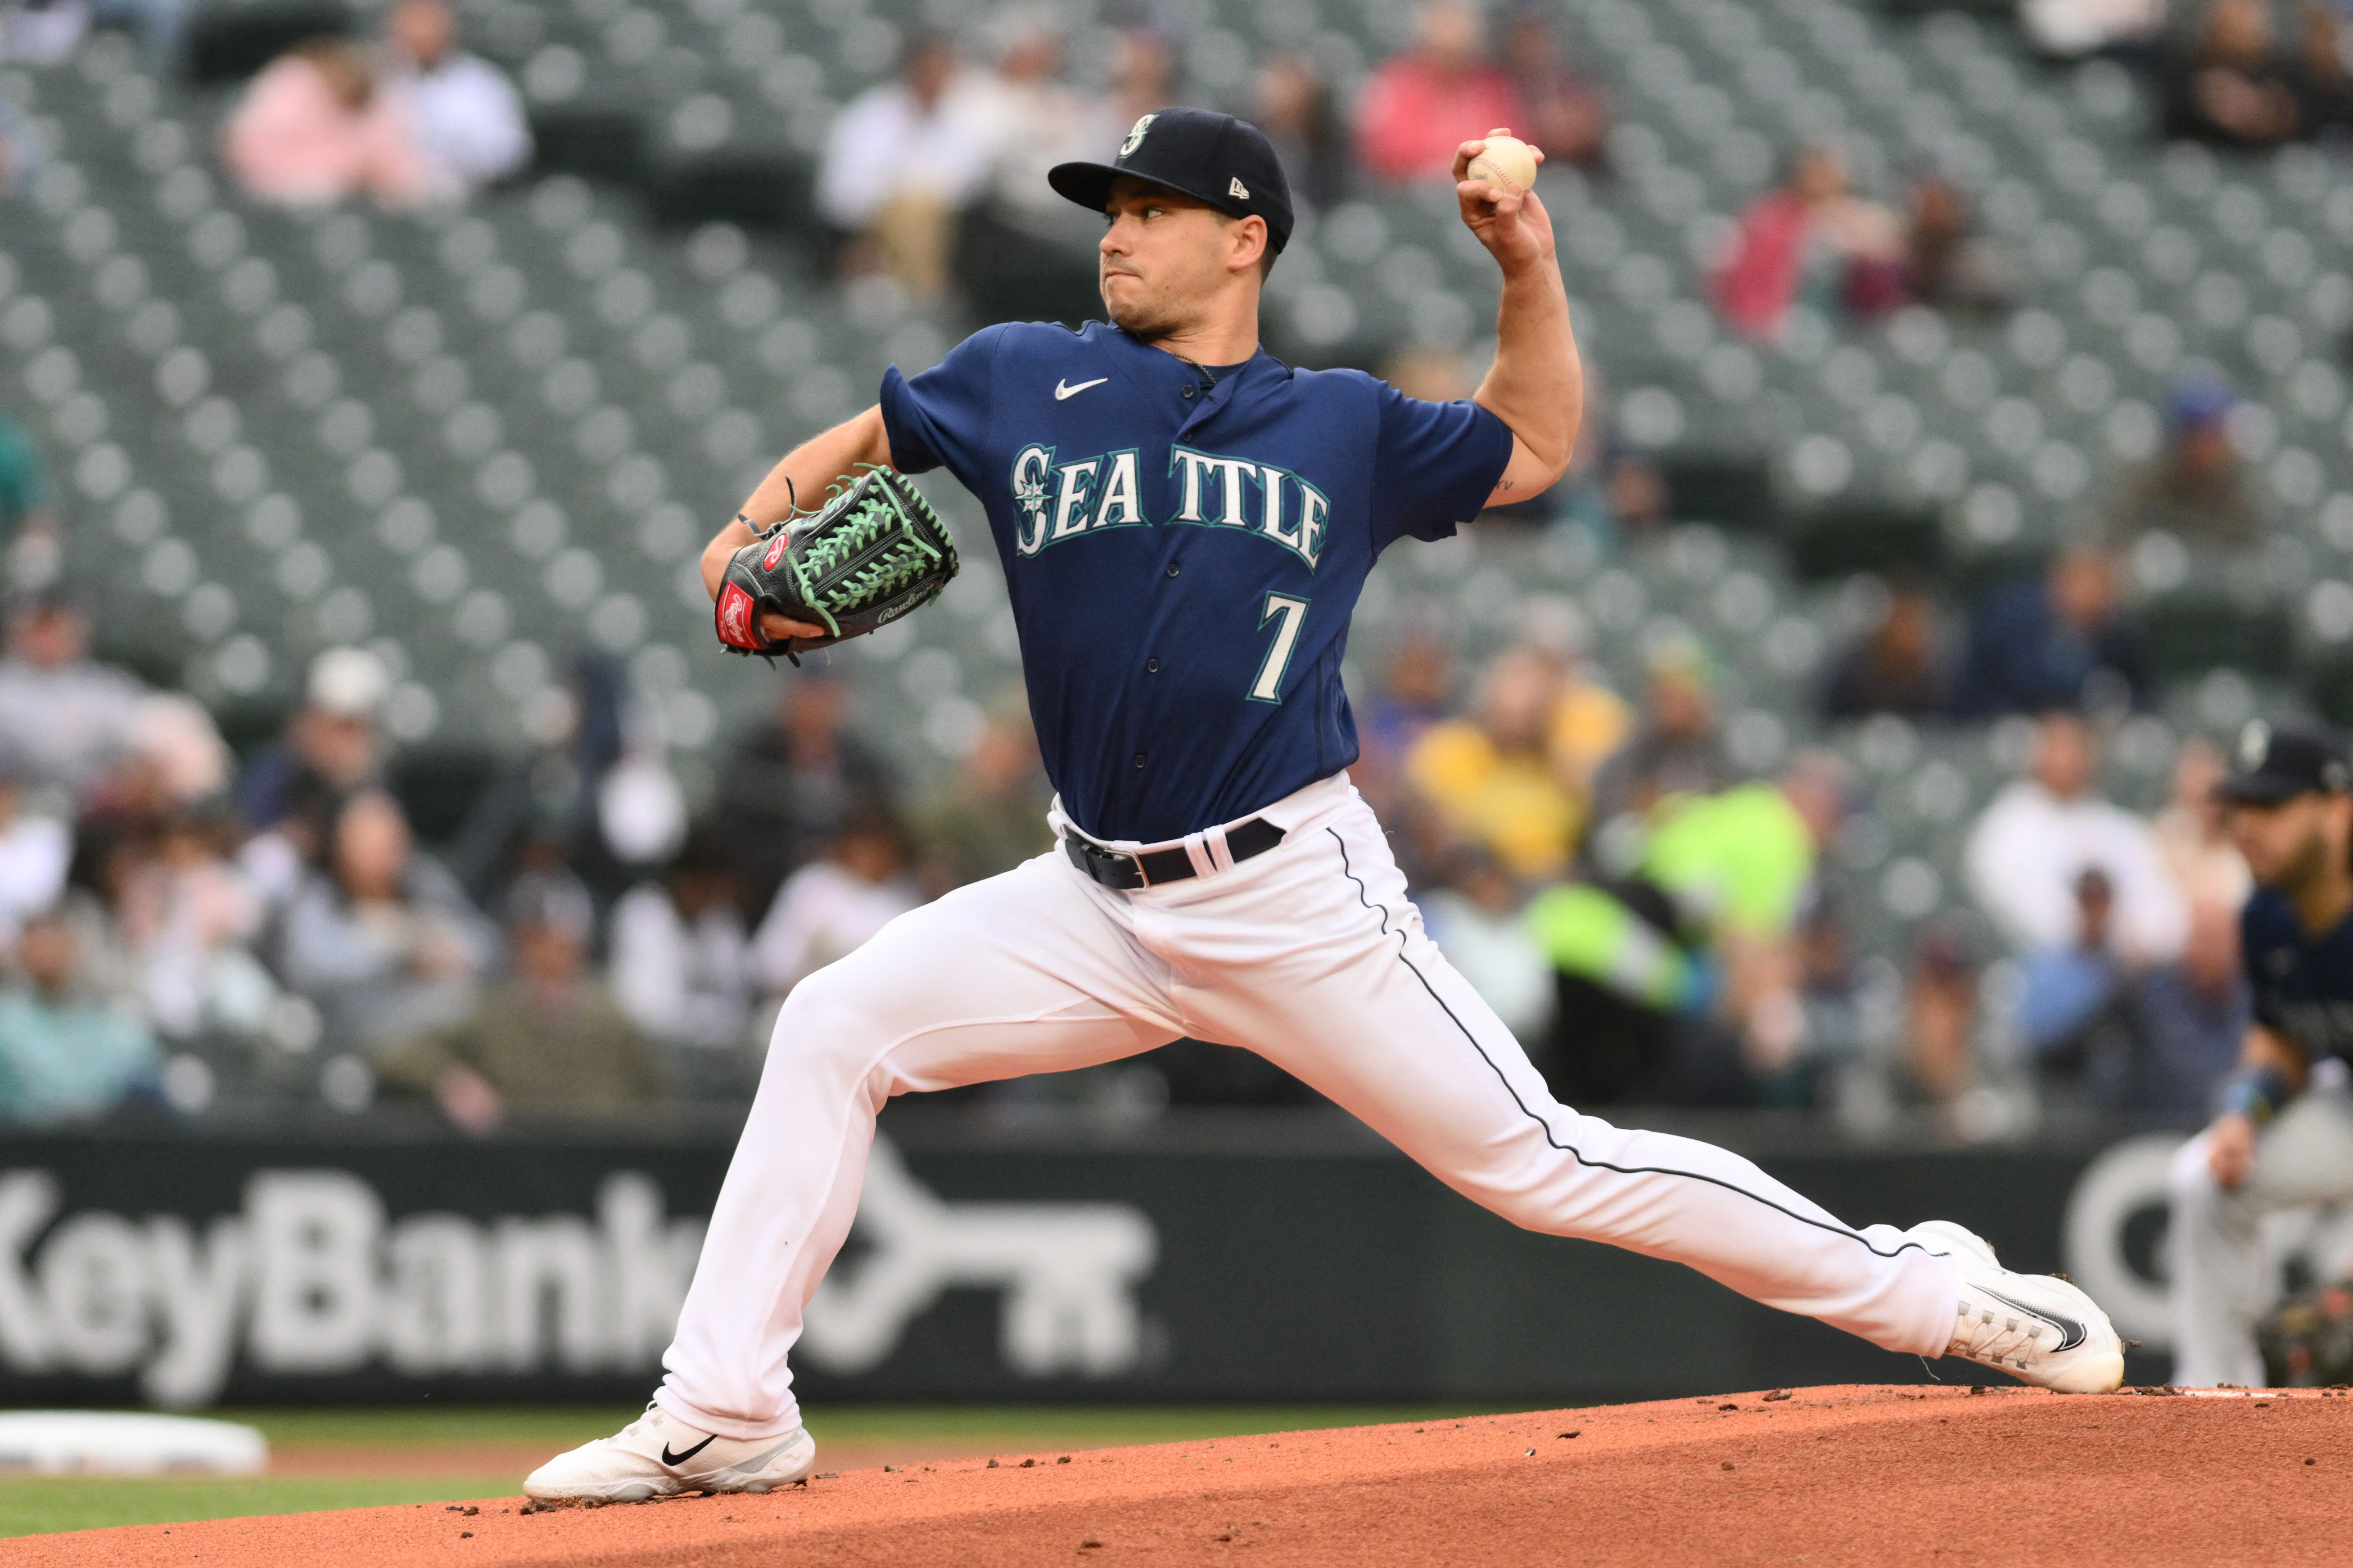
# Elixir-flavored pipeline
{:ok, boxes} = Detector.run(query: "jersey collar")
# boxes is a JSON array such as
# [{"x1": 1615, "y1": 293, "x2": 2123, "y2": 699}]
[{"x1": 1098, "y1": 323, "x2": 1272, "y2": 399}]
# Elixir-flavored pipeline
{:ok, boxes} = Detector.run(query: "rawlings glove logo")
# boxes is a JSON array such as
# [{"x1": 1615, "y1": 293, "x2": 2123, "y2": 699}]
[{"x1": 715, "y1": 583, "x2": 759, "y2": 649}]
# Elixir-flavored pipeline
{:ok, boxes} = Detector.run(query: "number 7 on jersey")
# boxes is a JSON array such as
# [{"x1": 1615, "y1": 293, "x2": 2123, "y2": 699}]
[{"x1": 1249, "y1": 593, "x2": 1310, "y2": 704}]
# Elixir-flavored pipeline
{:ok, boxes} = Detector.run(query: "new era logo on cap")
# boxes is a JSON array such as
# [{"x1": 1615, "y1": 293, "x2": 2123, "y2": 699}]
[{"x1": 1228, "y1": 176, "x2": 1249, "y2": 199}]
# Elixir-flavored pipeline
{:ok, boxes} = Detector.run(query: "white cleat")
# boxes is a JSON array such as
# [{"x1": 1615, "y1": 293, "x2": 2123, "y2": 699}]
[
  {"x1": 525, "y1": 1402, "x2": 816, "y2": 1504},
  {"x1": 1911, "y1": 1220, "x2": 2127, "y2": 1394}
]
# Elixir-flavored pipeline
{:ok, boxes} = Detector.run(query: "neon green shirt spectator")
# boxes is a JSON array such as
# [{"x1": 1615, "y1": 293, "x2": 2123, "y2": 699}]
[
  {"x1": 1524, "y1": 783, "x2": 1816, "y2": 1013},
  {"x1": 1525, "y1": 882, "x2": 1694, "y2": 1010},
  {"x1": 1643, "y1": 783, "x2": 1816, "y2": 937}
]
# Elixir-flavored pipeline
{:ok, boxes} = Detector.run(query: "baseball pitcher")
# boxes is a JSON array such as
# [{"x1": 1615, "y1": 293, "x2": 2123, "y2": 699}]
[{"x1": 528, "y1": 109, "x2": 2124, "y2": 1503}]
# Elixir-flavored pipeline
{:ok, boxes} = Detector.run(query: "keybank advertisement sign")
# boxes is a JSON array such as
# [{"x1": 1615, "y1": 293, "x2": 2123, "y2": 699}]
[
  {"x1": 0, "y1": 1133, "x2": 2185, "y2": 1405},
  {"x1": 0, "y1": 1140, "x2": 1158, "y2": 1407}
]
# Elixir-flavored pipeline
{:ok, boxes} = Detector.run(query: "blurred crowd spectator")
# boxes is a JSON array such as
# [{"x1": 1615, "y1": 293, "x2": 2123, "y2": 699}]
[
  {"x1": 1712, "y1": 145, "x2": 1906, "y2": 339},
  {"x1": 2103, "y1": 380, "x2": 2263, "y2": 548},
  {"x1": 817, "y1": 30, "x2": 992, "y2": 302},
  {"x1": 1355, "y1": 0, "x2": 1607, "y2": 185},
  {"x1": 1821, "y1": 580, "x2": 1955, "y2": 721},
  {"x1": 1714, "y1": 149, "x2": 2016, "y2": 337},
  {"x1": 2023, "y1": 0, "x2": 2167, "y2": 59},
  {"x1": 1957, "y1": 547, "x2": 2152, "y2": 717},
  {"x1": 0, "y1": 410, "x2": 53, "y2": 546},
  {"x1": 220, "y1": 0, "x2": 525, "y2": 209},
  {"x1": 2163, "y1": 0, "x2": 2303, "y2": 146},
  {"x1": 1965, "y1": 713, "x2": 2187, "y2": 966}
]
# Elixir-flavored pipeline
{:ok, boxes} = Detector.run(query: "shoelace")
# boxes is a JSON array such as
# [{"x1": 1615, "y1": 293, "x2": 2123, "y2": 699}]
[{"x1": 1948, "y1": 1298, "x2": 2052, "y2": 1370}]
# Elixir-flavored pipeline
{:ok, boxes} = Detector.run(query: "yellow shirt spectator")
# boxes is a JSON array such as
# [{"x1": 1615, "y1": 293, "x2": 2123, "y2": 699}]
[
  {"x1": 1409, "y1": 718, "x2": 1581, "y2": 880},
  {"x1": 1405, "y1": 649, "x2": 1630, "y2": 881},
  {"x1": 1550, "y1": 679, "x2": 1632, "y2": 791}
]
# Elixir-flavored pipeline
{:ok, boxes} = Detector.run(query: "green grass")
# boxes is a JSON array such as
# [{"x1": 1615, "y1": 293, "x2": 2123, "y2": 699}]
[
  {"x1": 0, "y1": 1474, "x2": 526, "y2": 1538},
  {"x1": 0, "y1": 1405, "x2": 1496, "y2": 1539}
]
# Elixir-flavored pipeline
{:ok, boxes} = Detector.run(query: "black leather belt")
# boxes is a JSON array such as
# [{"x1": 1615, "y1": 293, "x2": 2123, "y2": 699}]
[{"x1": 1062, "y1": 817, "x2": 1286, "y2": 891}]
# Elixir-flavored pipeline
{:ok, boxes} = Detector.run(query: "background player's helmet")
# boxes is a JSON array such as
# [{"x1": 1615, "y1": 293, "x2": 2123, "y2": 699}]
[{"x1": 1048, "y1": 105, "x2": 1296, "y2": 255}]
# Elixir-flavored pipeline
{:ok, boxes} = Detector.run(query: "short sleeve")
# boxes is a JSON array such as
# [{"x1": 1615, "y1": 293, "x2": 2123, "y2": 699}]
[
  {"x1": 1370, "y1": 385, "x2": 1514, "y2": 550},
  {"x1": 878, "y1": 324, "x2": 1008, "y2": 488}
]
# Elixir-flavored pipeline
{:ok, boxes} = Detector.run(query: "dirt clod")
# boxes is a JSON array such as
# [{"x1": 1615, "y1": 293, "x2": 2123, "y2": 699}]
[
  {"x1": 1558, "y1": 1431, "x2": 1580, "y2": 1439},
  {"x1": 1764, "y1": 1390, "x2": 1793, "y2": 1402},
  {"x1": 1080, "y1": 1539, "x2": 1102, "y2": 1550},
  {"x1": 1721, "y1": 1461, "x2": 1736, "y2": 1470},
  {"x1": 1058, "y1": 1456, "x2": 1072, "y2": 1464},
  {"x1": 1021, "y1": 1459, "x2": 1037, "y2": 1468}
]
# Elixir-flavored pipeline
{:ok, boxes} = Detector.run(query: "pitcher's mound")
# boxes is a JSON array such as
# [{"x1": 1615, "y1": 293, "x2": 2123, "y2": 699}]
[{"x1": 13, "y1": 1385, "x2": 2351, "y2": 1567}]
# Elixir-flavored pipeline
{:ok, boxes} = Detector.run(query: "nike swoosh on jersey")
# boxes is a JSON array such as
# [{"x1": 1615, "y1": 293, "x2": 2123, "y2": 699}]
[
  {"x1": 660, "y1": 1434, "x2": 719, "y2": 1467},
  {"x1": 1977, "y1": 1285, "x2": 2087, "y2": 1352},
  {"x1": 1054, "y1": 377, "x2": 1109, "y2": 400}
]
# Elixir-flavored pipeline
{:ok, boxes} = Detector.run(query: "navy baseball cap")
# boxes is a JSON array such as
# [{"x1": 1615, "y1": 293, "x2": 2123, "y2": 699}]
[
  {"x1": 2217, "y1": 715, "x2": 2352, "y2": 804},
  {"x1": 1049, "y1": 106, "x2": 1294, "y2": 254}
]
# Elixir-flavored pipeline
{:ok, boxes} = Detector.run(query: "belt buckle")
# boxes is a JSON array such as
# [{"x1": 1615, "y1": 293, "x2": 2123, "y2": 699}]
[{"x1": 1127, "y1": 848, "x2": 1155, "y2": 890}]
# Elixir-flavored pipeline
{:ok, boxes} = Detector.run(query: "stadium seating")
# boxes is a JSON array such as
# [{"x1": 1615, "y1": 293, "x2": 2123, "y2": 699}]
[{"x1": 5, "y1": 0, "x2": 2349, "y2": 1030}]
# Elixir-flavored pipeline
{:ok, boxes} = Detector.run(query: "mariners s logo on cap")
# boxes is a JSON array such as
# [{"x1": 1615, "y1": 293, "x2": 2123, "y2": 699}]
[
  {"x1": 2240, "y1": 719, "x2": 2272, "y2": 771},
  {"x1": 1120, "y1": 114, "x2": 1155, "y2": 158}
]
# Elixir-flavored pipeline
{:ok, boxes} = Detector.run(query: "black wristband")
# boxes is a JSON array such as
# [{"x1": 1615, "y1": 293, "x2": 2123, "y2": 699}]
[{"x1": 2221, "y1": 1065, "x2": 2294, "y2": 1125}]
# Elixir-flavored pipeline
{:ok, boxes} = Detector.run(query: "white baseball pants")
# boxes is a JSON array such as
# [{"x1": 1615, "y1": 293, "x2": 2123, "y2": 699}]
[
  {"x1": 656, "y1": 773, "x2": 1962, "y2": 1437},
  {"x1": 2169, "y1": 1081, "x2": 2353, "y2": 1387}
]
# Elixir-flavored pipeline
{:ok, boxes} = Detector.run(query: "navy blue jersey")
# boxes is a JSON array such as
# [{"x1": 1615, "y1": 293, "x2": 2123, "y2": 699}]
[
  {"x1": 2242, "y1": 888, "x2": 2353, "y2": 1064},
  {"x1": 880, "y1": 320, "x2": 1512, "y2": 843}
]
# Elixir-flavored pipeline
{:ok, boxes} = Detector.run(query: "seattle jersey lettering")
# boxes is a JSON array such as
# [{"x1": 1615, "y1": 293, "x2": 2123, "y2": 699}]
[{"x1": 1009, "y1": 442, "x2": 1328, "y2": 567}]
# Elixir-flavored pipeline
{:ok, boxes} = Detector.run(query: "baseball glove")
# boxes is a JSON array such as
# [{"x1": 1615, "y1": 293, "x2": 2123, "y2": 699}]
[{"x1": 714, "y1": 465, "x2": 959, "y2": 665}]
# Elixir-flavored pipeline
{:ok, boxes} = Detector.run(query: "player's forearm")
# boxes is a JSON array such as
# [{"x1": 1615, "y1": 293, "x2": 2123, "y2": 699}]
[
  {"x1": 1473, "y1": 257, "x2": 1582, "y2": 492},
  {"x1": 700, "y1": 406, "x2": 894, "y2": 599}
]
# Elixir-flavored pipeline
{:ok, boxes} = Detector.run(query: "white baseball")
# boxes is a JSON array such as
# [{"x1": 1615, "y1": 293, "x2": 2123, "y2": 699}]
[{"x1": 1467, "y1": 133, "x2": 1539, "y2": 194}]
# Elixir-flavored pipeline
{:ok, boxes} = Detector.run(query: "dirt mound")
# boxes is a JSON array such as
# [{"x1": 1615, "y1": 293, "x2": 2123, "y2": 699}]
[{"x1": 12, "y1": 1385, "x2": 2350, "y2": 1567}]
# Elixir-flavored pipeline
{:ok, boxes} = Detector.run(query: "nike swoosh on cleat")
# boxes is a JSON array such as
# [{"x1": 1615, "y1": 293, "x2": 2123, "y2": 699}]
[
  {"x1": 1054, "y1": 377, "x2": 1108, "y2": 400},
  {"x1": 660, "y1": 1435, "x2": 718, "y2": 1467},
  {"x1": 728, "y1": 1437, "x2": 801, "y2": 1474},
  {"x1": 1978, "y1": 1286, "x2": 2087, "y2": 1352}
]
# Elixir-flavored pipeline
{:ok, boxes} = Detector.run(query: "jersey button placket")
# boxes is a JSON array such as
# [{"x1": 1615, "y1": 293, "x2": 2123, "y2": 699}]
[
  {"x1": 1165, "y1": 562, "x2": 1179, "y2": 578},
  {"x1": 1133, "y1": 752, "x2": 1147, "y2": 769},
  {"x1": 1147, "y1": 658, "x2": 1160, "y2": 673}
]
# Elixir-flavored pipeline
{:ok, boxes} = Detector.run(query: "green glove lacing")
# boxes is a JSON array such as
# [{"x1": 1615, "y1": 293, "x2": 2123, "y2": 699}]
[{"x1": 790, "y1": 466, "x2": 947, "y2": 631}]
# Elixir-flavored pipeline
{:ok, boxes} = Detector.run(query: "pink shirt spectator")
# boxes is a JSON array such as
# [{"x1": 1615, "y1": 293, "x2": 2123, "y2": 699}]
[
  {"x1": 1712, "y1": 189, "x2": 1812, "y2": 338},
  {"x1": 1355, "y1": 53, "x2": 1528, "y2": 184},
  {"x1": 222, "y1": 46, "x2": 432, "y2": 207}
]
